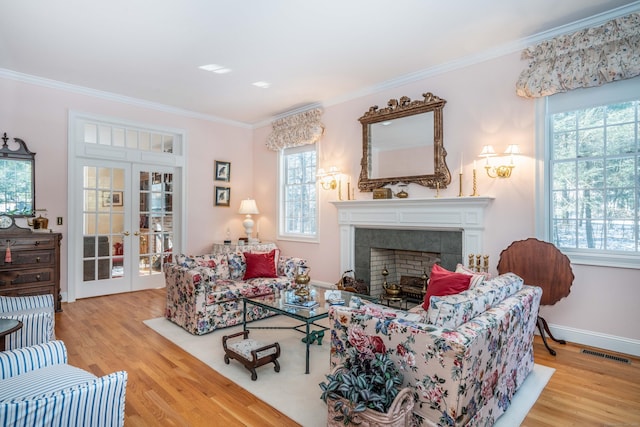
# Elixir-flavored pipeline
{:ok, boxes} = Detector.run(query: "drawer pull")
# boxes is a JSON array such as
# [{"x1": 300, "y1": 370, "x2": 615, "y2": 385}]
[
  {"x1": 36, "y1": 274, "x2": 41, "y2": 281},
  {"x1": 36, "y1": 257, "x2": 41, "y2": 263},
  {"x1": 34, "y1": 241, "x2": 41, "y2": 246}
]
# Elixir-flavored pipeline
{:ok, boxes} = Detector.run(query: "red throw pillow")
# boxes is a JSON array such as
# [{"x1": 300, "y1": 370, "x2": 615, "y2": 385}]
[
  {"x1": 243, "y1": 249, "x2": 278, "y2": 280},
  {"x1": 422, "y1": 264, "x2": 472, "y2": 310},
  {"x1": 250, "y1": 248, "x2": 280, "y2": 274}
]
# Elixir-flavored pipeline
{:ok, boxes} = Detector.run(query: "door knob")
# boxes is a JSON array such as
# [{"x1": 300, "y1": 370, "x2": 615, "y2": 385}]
[
  {"x1": 134, "y1": 231, "x2": 141, "y2": 236},
  {"x1": 122, "y1": 231, "x2": 130, "y2": 236}
]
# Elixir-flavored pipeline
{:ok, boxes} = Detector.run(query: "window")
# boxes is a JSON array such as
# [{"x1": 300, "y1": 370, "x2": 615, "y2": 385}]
[
  {"x1": 538, "y1": 77, "x2": 640, "y2": 269},
  {"x1": 278, "y1": 144, "x2": 318, "y2": 241}
]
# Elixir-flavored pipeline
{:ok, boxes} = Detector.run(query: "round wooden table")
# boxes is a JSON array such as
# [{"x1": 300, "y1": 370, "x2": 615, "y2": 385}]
[
  {"x1": 0, "y1": 318, "x2": 23, "y2": 351},
  {"x1": 498, "y1": 237, "x2": 574, "y2": 355}
]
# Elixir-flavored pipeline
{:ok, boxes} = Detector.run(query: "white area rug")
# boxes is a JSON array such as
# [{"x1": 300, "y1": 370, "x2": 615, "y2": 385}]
[{"x1": 144, "y1": 316, "x2": 554, "y2": 426}]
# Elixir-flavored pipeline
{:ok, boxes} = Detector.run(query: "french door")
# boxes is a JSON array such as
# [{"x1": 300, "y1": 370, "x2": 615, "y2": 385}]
[
  {"x1": 69, "y1": 112, "x2": 185, "y2": 301},
  {"x1": 77, "y1": 162, "x2": 177, "y2": 298}
]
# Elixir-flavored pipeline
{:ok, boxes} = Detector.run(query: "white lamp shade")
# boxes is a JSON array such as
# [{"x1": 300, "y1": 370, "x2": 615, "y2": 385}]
[
  {"x1": 504, "y1": 144, "x2": 520, "y2": 155},
  {"x1": 479, "y1": 145, "x2": 497, "y2": 157},
  {"x1": 238, "y1": 199, "x2": 259, "y2": 215}
]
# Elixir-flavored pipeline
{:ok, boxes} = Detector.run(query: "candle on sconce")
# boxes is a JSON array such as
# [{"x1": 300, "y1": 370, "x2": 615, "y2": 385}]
[
  {"x1": 460, "y1": 153, "x2": 464, "y2": 173},
  {"x1": 473, "y1": 160, "x2": 477, "y2": 171}
]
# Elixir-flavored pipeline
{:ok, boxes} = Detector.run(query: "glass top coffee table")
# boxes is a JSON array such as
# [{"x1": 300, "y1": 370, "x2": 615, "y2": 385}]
[{"x1": 242, "y1": 290, "x2": 371, "y2": 374}]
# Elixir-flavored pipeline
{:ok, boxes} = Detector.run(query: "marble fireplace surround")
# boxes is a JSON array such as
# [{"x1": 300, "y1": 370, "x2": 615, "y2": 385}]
[{"x1": 331, "y1": 197, "x2": 494, "y2": 288}]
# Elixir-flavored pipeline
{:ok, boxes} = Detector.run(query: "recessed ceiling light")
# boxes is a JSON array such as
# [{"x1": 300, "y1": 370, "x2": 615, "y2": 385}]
[
  {"x1": 252, "y1": 81, "x2": 271, "y2": 89},
  {"x1": 199, "y1": 64, "x2": 232, "y2": 74}
]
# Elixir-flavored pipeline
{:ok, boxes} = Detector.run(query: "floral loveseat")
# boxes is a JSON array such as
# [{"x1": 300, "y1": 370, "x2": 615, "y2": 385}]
[
  {"x1": 329, "y1": 272, "x2": 542, "y2": 427},
  {"x1": 165, "y1": 249, "x2": 306, "y2": 335}
]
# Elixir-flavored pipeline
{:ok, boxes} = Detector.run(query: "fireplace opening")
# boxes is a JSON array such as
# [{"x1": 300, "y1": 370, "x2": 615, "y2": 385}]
[
  {"x1": 354, "y1": 228, "x2": 463, "y2": 297},
  {"x1": 369, "y1": 248, "x2": 440, "y2": 298}
]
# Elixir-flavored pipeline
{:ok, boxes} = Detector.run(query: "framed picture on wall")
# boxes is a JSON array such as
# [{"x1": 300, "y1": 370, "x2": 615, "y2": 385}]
[
  {"x1": 215, "y1": 160, "x2": 231, "y2": 182},
  {"x1": 215, "y1": 186, "x2": 230, "y2": 207},
  {"x1": 102, "y1": 191, "x2": 123, "y2": 207}
]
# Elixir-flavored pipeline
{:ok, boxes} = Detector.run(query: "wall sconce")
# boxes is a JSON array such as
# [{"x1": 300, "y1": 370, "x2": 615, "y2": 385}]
[
  {"x1": 238, "y1": 198, "x2": 259, "y2": 241},
  {"x1": 317, "y1": 166, "x2": 340, "y2": 190},
  {"x1": 479, "y1": 144, "x2": 520, "y2": 178}
]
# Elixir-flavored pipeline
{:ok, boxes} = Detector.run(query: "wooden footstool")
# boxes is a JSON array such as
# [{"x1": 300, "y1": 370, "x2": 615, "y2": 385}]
[{"x1": 222, "y1": 330, "x2": 281, "y2": 381}]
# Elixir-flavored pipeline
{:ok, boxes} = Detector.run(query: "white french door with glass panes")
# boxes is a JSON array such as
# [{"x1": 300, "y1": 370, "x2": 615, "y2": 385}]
[
  {"x1": 77, "y1": 162, "x2": 177, "y2": 298},
  {"x1": 79, "y1": 161, "x2": 131, "y2": 297},
  {"x1": 69, "y1": 112, "x2": 184, "y2": 301},
  {"x1": 135, "y1": 165, "x2": 175, "y2": 291}
]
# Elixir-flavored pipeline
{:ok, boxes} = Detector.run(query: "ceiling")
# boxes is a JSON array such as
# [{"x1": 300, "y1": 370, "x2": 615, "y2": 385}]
[{"x1": 1, "y1": 1, "x2": 638, "y2": 126}]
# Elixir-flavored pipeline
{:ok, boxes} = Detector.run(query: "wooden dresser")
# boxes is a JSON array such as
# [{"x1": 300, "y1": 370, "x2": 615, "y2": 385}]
[{"x1": 0, "y1": 226, "x2": 62, "y2": 312}]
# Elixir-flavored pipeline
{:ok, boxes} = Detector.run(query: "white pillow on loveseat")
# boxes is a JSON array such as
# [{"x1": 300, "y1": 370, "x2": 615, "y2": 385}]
[{"x1": 426, "y1": 273, "x2": 524, "y2": 329}]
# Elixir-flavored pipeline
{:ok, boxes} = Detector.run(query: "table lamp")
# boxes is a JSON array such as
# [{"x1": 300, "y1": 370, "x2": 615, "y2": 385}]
[{"x1": 238, "y1": 199, "x2": 260, "y2": 242}]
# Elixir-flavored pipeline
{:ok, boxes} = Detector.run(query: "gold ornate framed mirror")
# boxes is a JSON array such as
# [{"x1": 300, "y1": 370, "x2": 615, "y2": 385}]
[{"x1": 358, "y1": 92, "x2": 451, "y2": 191}]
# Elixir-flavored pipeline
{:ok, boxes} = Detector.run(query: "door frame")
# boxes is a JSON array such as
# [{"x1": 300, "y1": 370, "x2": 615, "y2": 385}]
[{"x1": 67, "y1": 111, "x2": 187, "y2": 303}]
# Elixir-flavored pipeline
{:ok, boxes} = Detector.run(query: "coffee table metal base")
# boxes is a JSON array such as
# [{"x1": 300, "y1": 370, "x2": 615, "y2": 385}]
[{"x1": 242, "y1": 297, "x2": 328, "y2": 374}]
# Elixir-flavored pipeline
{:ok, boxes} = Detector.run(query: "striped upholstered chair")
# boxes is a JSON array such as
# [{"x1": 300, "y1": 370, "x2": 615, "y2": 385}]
[
  {"x1": 0, "y1": 340, "x2": 128, "y2": 426},
  {"x1": 0, "y1": 294, "x2": 55, "y2": 350}
]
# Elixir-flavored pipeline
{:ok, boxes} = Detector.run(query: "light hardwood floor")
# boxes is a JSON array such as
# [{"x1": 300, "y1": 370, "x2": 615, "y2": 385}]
[{"x1": 55, "y1": 288, "x2": 640, "y2": 426}]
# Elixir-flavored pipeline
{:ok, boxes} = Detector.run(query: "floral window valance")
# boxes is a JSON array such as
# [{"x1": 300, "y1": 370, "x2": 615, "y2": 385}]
[
  {"x1": 265, "y1": 108, "x2": 324, "y2": 151},
  {"x1": 516, "y1": 12, "x2": 640, "y2": 99}
]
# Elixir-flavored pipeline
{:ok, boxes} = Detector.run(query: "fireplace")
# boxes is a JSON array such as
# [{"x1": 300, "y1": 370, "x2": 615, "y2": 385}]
[
  {"x1": 356, "y1": 228, "x2": 462, "y2": 296},
  {"x1": 331, "y1": 197, "x2": 493, "y2": 295}
]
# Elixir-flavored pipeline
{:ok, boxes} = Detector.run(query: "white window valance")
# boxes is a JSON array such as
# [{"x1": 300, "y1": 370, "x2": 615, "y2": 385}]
[
  {"x1": 516, "y1": 12, "x2": 640, "y2": 99},
  {"x1": 265, "y1": 108, "x2": 324, "y2": 151}
]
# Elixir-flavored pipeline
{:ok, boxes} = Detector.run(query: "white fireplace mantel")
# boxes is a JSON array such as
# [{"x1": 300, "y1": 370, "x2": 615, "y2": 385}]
[{"x1": 330, "y1": 197, "x2": 494, "y2": 273}]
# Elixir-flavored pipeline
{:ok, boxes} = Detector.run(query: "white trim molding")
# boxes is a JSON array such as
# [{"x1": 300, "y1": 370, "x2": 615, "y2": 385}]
[{"x1": 544, "y1": 323, "x2": 640, "y2": 357}]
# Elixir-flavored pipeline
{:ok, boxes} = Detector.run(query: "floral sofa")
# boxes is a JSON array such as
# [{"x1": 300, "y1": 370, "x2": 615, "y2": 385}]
[
  {"x1": 328, "y1": 272, "x2": 542, "y2": 427},
  {"x1": 165, "y1": 249, "x2": 306, "y2": 335}
]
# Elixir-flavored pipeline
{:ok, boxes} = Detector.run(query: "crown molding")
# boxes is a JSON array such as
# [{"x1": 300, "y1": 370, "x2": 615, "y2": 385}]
[
  {"x1": 2, "y1": 1, "x2": 638, "y2": 129},
  {"x1": 0, "y1": 68, "x2": 252, "y2": 129},
  {"x1": 322, "y1": 2, "x2": 640, "y2": 110}
]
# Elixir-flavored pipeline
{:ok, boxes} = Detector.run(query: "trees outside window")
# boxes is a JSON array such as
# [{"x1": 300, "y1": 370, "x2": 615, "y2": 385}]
[
  {"x1": 541, "y1": 77, "x2": 639, "y2": 268},
  {"x1": 278, "y1": 144, "x2": 318, "y2": 241}
]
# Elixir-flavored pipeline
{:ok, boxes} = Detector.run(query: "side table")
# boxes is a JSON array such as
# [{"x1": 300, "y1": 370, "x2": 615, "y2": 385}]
[{"x1": 0, "y1": 318, "x2": 23, "y2": 351}]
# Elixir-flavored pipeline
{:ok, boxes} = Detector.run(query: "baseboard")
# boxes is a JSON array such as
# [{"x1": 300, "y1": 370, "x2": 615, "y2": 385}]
[{"x1": 545, "y1": 323, "x2": 640, "y2": 357}]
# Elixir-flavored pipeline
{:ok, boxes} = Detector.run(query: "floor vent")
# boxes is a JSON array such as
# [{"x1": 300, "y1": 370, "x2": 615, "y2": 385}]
[{"x1": 580, "y1": 349, "x2": 631, "y2": 364}]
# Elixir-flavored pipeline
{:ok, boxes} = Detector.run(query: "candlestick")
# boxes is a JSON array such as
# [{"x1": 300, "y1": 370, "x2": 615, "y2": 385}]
[
  {"x1": 435, "y1": 182, "x2": 440, "y2": 198},
  {"x1": 458, "y1": 173, "x2": 464, "y2": 197},
  {"x1": 470, "y1": 169, "x2": 479, "y2": 196},
  {"x1": 347, "y1": 182, "x2": 351, "y2": 200}
]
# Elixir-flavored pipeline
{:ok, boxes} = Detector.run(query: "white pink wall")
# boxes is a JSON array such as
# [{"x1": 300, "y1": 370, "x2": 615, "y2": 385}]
[
  {"x1": 252, "y1": 52, "x2": 640, "y2": 356},
  {"x1": 1, "y1": 48, "x2": 638, "y2": 356},
  {"x1": 0, "y1": 76, "x2": 254, "y2": 297}
]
